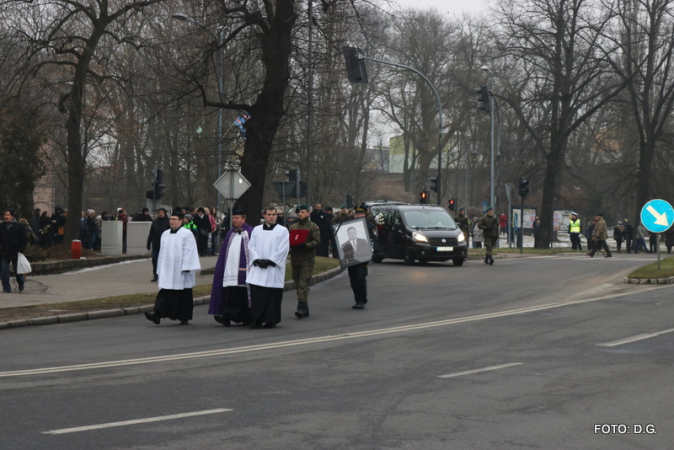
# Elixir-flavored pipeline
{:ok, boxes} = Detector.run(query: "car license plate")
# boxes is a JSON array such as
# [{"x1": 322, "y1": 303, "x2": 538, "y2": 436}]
[{"x1": 436, "y1": 246, "x2": 453, "y2": 251}]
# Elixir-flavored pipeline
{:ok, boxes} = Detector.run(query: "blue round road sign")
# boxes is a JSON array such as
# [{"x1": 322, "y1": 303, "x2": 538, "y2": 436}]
[{"x1": 640, "y1": 199, "x2": 674, "y2": 233}]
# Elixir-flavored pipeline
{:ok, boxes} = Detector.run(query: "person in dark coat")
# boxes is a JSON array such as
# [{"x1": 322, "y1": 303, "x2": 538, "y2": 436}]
[
  {"x1": 585, "y1": 219, "x2": 596, "y2": 253},
  {"x1": 665, "y1": 224, "x2": 674, "y2": 254},
  {"x1": 613, "y1": 222, "x2": 624, "y2": 254},
  {"x1": 0, "y1": 209, "x2": 28, "y2": 293},
  {"x1": 192, "y1": 207, "x2": 211, "y2": 256},
  {"x1": 310, "y1": 203, "x2": 330, "y2": 257},
  {"x1": 51, "y1": 206, "x2": 66, "y2": 246},
  {"x1": 209, "y1": 207, "x2": 254, "y2": 326},
  {"x1": 623, "y1": 219, "x2": 634, "y2": 253},
  {"x1": 348, "y1": 208, "x2": 378, "y2": 310},
  {"x1": 147, "y1": 208, "x2": 170, "y2": 282}
]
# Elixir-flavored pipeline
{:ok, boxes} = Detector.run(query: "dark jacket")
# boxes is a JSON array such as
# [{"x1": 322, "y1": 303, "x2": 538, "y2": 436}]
[
  {"x1": 193, "y1": 213, "x2": 211, "y2": 236},
  {"x1": 478, "y1": 214, "x2": 499, "y2": 238},
  {"x1": 0, "y1": 220, "x2": 28, "y2": 261},
  {"x1": 147, "y1": 216, "x2": 170, "y2": 250}
]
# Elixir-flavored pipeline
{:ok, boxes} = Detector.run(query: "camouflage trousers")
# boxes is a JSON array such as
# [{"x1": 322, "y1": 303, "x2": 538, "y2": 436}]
[
  {"x1": 485, "y1": 236, "x2": 498, "y2": 257},
  {"x1": 291, "y1": 257, "x2": 315, "y2": 302}
]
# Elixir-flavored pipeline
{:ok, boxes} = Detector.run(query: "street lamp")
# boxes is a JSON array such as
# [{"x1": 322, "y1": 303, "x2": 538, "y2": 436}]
[
  {"x1": 481, "y1": 65, "x2": 495, "y2": 211},
  {"x1": 172, "y1": 14, "x2": 227, "y2": 211}
]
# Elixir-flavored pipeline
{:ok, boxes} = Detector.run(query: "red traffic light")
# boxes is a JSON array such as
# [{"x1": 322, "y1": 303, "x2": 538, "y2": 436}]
[{"x1": 419, "y1": 190, "x2": 428, "y2": 204}]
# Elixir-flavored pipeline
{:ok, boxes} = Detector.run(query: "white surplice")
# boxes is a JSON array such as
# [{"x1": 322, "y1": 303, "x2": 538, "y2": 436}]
[
  {"x1": 157, "y1": 227, "x2": 201, "y2": 290},
  {"x1": 223, "y1": 232, "x2": 243, "y2": 287},
  {"x1": 246, "y1": 224, "x2": 289, "y2": 289}
]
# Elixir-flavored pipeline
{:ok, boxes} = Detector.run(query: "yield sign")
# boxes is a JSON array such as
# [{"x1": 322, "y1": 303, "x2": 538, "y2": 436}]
[
  {"x1": 213, "y1": 169, "x2": 251, "y2": 200},
  {"x1": 640, "y1": 199, "x2": 674, "y2": 233}
]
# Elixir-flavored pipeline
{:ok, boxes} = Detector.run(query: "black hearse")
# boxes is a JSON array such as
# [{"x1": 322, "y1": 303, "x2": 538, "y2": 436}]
[{"x1": 370, "y1": 204, "x2": 467, "y2": 266}]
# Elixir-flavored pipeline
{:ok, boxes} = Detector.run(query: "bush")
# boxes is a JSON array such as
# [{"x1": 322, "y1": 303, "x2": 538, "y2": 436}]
[{"x1": 30, "y1": 246, "x2": 47, "y2": 262}]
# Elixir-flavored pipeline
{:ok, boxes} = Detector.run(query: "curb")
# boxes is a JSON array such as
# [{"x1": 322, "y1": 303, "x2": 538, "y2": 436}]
[
  {"x1": 0, "y1": 266, "x2": 345, "y2": 330},
  {"x1": 623, "y1": 276, "x2": 674, "y2": 285}
]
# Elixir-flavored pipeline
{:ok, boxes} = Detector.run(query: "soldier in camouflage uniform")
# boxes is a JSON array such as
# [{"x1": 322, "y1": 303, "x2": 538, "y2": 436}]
[
  {"x1": 454, "y1": 207, "x2": 471, "y2": 244},
  {"x1": 290, "y1": 205, "x2": 321, "y2": 318},
  {"x1": 478, "y1": 206, "x2": 499, "y2": 265}
]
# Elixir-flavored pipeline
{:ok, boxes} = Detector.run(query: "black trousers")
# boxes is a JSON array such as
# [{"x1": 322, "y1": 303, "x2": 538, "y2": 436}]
[
  {"x1": 625, "y1": 236, "x2": 632, "y2": 253},
  {"x1": 152, "y1": 246, "x2": 160, "y2": 277},
  {"x1": 348, "y1": 263, "x2": 368, "y2": 305},
  {"x1": 570, "y1": 233, "x2": 582, "y2": 250}
]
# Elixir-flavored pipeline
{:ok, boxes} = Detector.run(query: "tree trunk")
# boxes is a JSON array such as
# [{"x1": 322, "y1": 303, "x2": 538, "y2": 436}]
[{"x1": 237, "y1": 0, "x2": 296, "y2": 225}]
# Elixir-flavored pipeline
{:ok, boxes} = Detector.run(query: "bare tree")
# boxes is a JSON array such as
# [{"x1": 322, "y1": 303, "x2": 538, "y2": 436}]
[
  {"x1": 603, "y1": 0, "x2": 674, "y2": 225},
  {"x1": 5, "y1": 0, "x2": 165, "y2": 244},
  {"x1": 496, "y1": 0, "x2": 624, "y2": 247}
]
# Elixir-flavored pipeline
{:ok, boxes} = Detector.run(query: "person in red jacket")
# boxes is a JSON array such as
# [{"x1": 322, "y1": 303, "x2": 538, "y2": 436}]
[{"x1": 498, "y1": 213, "x2": 508, "y2": 235}]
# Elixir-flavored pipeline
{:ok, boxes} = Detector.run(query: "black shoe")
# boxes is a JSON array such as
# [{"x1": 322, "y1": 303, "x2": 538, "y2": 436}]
[
  {"x1": 295, "y1": 302, "x2": 309, "y2": 319},
  {"x1": 145, "y1": 311, "x2": 160, "y2": 325},
  {"x1": 250, "y1": 321, "x2": 263, "y2": 329},
  {"x1": 214, "y1": 315, "x2": 230, "y2": 326},
  {"x1": 18, "y1": 284, "x2": 24, "y2": 292},
  {"x1": 179, "y1": 320, "x2": 189, "y2": 325},
  {"x1": 587, "y1": 252, "x2": 594, "y2": 258},
  {"x1": 352, "y1": 303, "x2": 365, "y2": 310},
  {"x1": 489, "y1": 256, "x2": 494, "y2": 265},
  {"x1": 150, "y1": 276, "x2": 158, "y2": 282},
  {"x1": 262, "y1": 322, "x2": 276, "y2": 328},
  {"x1": 484, "y1": 256, "x2": 489, "y2": 265}
]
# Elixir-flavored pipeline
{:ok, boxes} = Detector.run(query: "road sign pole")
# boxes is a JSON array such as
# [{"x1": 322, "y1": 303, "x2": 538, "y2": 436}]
[{"x1": 658, "y1": 234, "x2": 661, "y2": 270}]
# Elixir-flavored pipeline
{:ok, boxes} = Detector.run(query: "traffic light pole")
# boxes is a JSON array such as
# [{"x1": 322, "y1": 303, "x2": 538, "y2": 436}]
[
  {"x1": 520, "y1": 197, "x2": 524, "y2": 255},
  {"x1": 358, "y1": 55, "x2": 444, "y2": 205}
]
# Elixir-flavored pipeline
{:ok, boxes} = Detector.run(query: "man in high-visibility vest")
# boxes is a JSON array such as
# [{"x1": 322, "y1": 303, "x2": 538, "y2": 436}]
[{"x1": 568, "y1": 212, "x2": 583, "y2": 250}]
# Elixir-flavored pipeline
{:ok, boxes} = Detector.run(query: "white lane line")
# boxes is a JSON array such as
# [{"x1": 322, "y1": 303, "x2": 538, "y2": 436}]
[
  {"x1": 1, "y1": 285, "x2": 668, "y2": 378},
  {"x1": 438, "y1": 362, "x2": 523, "y2": 379},
  {"x1": 596, "y1": 328, "x2": 674, "y2": 347},
  {"x1": 42, "y1": 408, "x2": 232, "y2": 435}
]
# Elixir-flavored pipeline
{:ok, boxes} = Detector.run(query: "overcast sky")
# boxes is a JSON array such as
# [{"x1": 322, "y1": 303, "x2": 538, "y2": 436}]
[{"x1": 389, "y1": 0, "x2": 488, "y2": 15}]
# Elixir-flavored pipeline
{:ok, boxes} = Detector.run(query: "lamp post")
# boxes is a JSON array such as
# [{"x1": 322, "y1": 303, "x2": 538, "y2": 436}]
[
  {"x1": 172, "y1": 14, "x2": 227, "y2": 211},
  {"x1": 481, "y1": 65, "x2": 495, "y2": 211}
]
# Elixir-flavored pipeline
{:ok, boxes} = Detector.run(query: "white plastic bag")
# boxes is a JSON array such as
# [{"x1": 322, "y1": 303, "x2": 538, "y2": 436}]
[{"x1": 17, "y1": 252, "x2": 31, "y2": 275}]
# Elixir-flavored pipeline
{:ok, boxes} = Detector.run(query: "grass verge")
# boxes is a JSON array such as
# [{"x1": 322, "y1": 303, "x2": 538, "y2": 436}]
[
  {"x1": 0, "y1": 256, "x2": 341, "y2": 323},
  {"x1": 627, "y1": 256, "x2": 674, "y2": 279},
  {"x1": 468, "y1": 248, "x2": 584, "y2": 256}
]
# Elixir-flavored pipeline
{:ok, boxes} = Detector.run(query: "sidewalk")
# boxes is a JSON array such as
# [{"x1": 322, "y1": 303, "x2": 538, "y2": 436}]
[{"x1": 0, "y1": 256, "x2": 220, "y2": 309}]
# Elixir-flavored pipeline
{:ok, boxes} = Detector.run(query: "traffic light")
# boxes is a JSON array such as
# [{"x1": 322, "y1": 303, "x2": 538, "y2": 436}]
[
  {"x1": 342, "y1": 47, "x2": 368, "y2": 84},
  {"x1": 299, "y1": 180, "x2": 307, "y2": 198},
  {"x1": 345, "y1": 194, "x2": 354, "y2": 208},
  {"x1": 285, "y1": 169, "x2": 299, "y2": 182},
  {"x1": 429, "y1": 177, "x2": 438, "y2": 193},
  {"x1": 448, "y1": 198, "x2": 456, "y2": 211},
  {"x1": 518, "y1": 177, "x2": 530, "y2": 198},
  {"x1": 419, "y1": 190, "x2": 429, "y2": 204},
  {"x1": 154, "y1": 169, "x2": 164, "y2": 199},
  {"x1": 475, "y1": 85, "x2": 491, "y2": 114}
]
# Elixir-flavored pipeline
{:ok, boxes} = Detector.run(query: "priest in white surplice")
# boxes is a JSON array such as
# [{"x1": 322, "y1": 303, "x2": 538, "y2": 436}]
[
  {"x1": 246, "y1": 206, "x2": 290, "y2": 328},
  {"x1": 145, "y1": 211, "x2": 201, "y2": 325}
]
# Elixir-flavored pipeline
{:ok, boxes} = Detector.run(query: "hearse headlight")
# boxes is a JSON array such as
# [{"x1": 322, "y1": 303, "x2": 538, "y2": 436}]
[{"x1": 412, "y1": 232, "x2": 428, "y2": 243}]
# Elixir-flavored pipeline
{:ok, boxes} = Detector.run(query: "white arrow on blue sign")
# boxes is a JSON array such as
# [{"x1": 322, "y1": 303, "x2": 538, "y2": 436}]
[{"x1": 640, "y1": 199, "x2": 674, "y2": 233}]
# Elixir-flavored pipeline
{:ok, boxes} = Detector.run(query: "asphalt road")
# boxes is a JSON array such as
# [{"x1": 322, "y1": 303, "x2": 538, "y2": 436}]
[{"x1": 1, "y1": 253, "x2": 673, "y2": 449}]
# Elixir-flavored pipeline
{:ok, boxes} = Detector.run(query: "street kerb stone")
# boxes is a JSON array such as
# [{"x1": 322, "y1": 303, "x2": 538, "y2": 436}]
[
  {"x1": 123, "y1": 307, "x2": 141, "y2": 314},
  {"x1": 58, "y1": 313, "x2": 88, "y2": 323},
  {"x1": 8, "y1": 320, "x2": 28, "y2": 328},
  {"x1": 0, "y1": 322, "x2": 10, "y2": 330},
  {"x1": 87, "y1": 309, "x2": 125, "y2": 320},
  {"x1": 27, "y1": 316, "x2": 58, "y2": 326}
]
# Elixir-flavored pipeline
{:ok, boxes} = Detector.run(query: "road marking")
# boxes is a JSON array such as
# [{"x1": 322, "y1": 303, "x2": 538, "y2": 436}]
[
  {"x1": 1, "y1": 285, "x2": 669, "y2": 378},
  {"x1": 42, "y1": 408, "x2": 232, "y2": 435},
  {"x1": 438, "y1": 362, "x2": 523, "y2": 378},
  {"x1": 596, "y1": 327, "x2": 674, "y2": 347}
]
